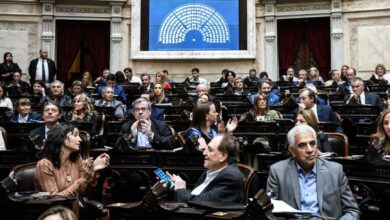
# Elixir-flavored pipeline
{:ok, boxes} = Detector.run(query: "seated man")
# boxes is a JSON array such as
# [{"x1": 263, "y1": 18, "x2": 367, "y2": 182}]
[
  {"x1": 295, "y1": 84, "x2": 327, "y2": 106},
  {"x1": 98, "y1": 74, "x2": 127, "y2": 103},
  {"x1": 293, "y1": 69, "x2": 313, "y2": 87},
  {"x1": 267, "y1": 125, "x2": 360, "y2": 219},
  {"x1": 118, "y1": 97, "x2": 175, "y2": 150},
  {"x1": 39, "y1": 80, "x2": 72, "y2": 108},
  {"x1": 295, "y1": 88, "x2": 342, "y2": 132},
  {"x1": 344, "y1": 77, "x2": 383, "y2": 111},
  {"x1": 249, "y1": 80, "x2": 280, "y2": 106},
  {"x1": 94, "y1": 86, "x2": 126, "y2": 120},
  {"x1": 169, "y1": 134, "x2": 244, "y2": 203},
  {"x1": 233, "y1": 77, "x2": 249, "y2": 96},
  {"x1": 280, "y1": 67, "x2": 299, "y2": 83},
  {"x1": 29, "y1": 101, "x2": 61, "y2": 148}
]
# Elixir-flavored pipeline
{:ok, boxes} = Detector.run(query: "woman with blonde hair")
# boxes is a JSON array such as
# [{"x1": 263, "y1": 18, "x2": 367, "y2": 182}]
[
  {"x1": 369, "y1": 64, "x2": 389, "y2": 85},
  {"x1": 309, "y1": 67, "x2": 324, "y2": 86},
  {"x1": 295, "y1": 109, "x2": 332, "y2": 152},
  {"x1": 241, "y1": 93, "x2": 281, "y2": 122},
  {"x1": 151, "y1": 82, "x2": 170, "y2": 104},
  {"x1": 369, "y1": 109, "x2": 390, "y2": 155},
  {"x1": 81, "y1": 71, "x2": 94, "y2": 88},
  {"x1": 155, "y1": 71, "x2": 172, "y2": 90},
  {"x1": 64, "y1": 93, "x2": 98, "y2": 135},
  {"x1": 37, "y1": 205, "x2": 77, "y2": 220}
]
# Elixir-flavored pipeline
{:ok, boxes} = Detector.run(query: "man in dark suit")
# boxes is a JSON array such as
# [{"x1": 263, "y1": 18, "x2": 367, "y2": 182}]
[
  {"x1": 29, "y1": 101, "x2": 61, "y2": 148},
  {"x1": 293, "y1": 69, "x2": 313, "y2": 87},
  {"x1": 344, "y1": 77, "x2": 383, "y2": 111},
  {"x1": 169, "y1": 133, "x2": 244, "y2": 203},
  {"x1": 28, "y1": 49, "x2": 56, "y2": 85},
  {"x1": 296, "y1": 88, "x2": 342, "y2": 132},
  {"x1": 118, "y1": 97, "x2": 174, "y2": 150},
  {"x1": 267, "y1": 125, "x2": 360, "y2": 219},
  {"x1": 338, "y1": 68, "x2": 356, "y2": 94}
]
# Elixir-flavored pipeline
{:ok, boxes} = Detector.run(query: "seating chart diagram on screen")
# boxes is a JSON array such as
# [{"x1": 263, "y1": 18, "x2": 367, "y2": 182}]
[{"x1": 149, "y1": 0, "x2": 239, "y2": 51}]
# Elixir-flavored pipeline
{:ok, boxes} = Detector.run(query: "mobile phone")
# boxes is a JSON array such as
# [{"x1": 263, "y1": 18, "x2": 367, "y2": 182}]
[{"x1": 153, "y1": 168, "x2": 175, "y2": 189}]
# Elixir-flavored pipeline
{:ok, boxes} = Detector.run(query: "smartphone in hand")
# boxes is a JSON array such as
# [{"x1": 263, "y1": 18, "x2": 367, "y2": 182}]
[{"x1": 153, "y1": 168, "x2": 175, "y2": 189}]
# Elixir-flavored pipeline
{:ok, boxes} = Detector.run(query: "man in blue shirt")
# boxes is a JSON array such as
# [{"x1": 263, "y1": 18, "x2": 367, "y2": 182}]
[
  {"x1": 267, "y1": 125, "x2": 360, "y2": 219},
  {"x1": 98, "y1": 74, "x2": 127, "y2": 103},
  {"x1": 249, "y1": 80, "x2": 280, "y2": 106}
]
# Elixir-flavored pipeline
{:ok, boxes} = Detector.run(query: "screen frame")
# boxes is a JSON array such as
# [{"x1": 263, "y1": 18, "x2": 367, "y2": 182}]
[{"x1": 131, "y1": 0, "x2": 256, "y2": 60}]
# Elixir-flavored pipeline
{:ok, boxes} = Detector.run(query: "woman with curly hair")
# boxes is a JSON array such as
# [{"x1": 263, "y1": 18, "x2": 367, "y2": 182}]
[
  {"x1": 35, "y1": 123, "x2": 110, "y2": 198},
  {"x1": 64, "y1": 94, "x2": 98, "y2": 135}
]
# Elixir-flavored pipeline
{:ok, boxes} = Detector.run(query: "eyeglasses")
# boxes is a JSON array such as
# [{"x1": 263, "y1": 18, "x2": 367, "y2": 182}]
[{"x1": 134, "y1": 107, "x2": 149, "y2": 112}]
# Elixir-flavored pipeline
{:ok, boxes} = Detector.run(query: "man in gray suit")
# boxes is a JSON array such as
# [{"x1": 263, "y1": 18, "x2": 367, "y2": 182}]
[{"x1": 267, "y1": 125, "x2": 360, "y2": 219}]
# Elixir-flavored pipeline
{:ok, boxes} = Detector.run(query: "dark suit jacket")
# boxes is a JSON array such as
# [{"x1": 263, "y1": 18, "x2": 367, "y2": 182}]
[
  {"x1": 0, "y1": 62, "x2": 22, "y2": 83},
  {"x1": 29, "y1": 126, "x2": 46, "y2": 148},
  {"x1": 344, "y1": 92, "x2": 384, "y2": 111},
  {"x1": 317, "y1": 105, "x2": 343, "y2": 132},
  {"x1": 174, "y1": 163, "x2": 244, "y2": 203},
  {"x1": 28, "y1": 58, "x2": 56, "y2": 83},
  {"x1": 119, "y1": 118, "x2": 175, "y2": 150},
  {"x1": 267, "y1": 158, "x2": 360, "y2": 220},
  {"x1": 317, "y1": 132, "x2": 332, "y2": 152},
  {"x1": 10, "y1": 113, "x2": 41, "y2": 123}
]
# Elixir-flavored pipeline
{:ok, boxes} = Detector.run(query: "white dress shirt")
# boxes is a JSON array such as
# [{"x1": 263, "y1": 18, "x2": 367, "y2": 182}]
[
  {"x1": 191, "y1": 165, "x2": 227, "y2": 196},
  {"x1": 36, "y1": 58, "x2": 49, "y2": 81}
]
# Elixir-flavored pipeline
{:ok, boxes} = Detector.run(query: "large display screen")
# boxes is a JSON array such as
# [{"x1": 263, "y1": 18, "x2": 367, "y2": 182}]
[{"x1": 148, "y1": 0, "x2": 239, "y2": 51}]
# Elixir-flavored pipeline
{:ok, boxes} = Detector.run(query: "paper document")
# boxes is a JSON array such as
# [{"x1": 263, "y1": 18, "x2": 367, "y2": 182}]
[{"x1": 271, "y1": 199, "x2": 313, "y2": 214}]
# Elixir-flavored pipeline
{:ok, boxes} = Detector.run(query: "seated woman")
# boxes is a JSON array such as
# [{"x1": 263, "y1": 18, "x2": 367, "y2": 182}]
[
  {"x1": 7, "y1": 71, "x2": 31, "y2": 94},
  {"x1": 10, "y1": 98, "x2": 41, "y2": 123},
  {"x1": 35, "y1": 124, "x2": 110, "y2": 198},
  {"x1": 37, "y1": 205, "x2": 77, "y2": 220},
  {"x1": 0, "y1": 84, "x2": 13, "y2": 111},
  {"x1": 151, "y1": 82, "x2": 170, "y2": 104},
  {"x1": 309, "y1": 67, "x2": 324, "y2": 86},
  {"x1": 65, "y1": 94, "x2": 98, "y2": 136},
  {"x1": 241, "y1": 93, "x2": 281, "y2": 122},
  {"x1": 155, "y1": 71, "x2": 172, "y2": 90},
  {"x1": 31, "y1": 80, "x2": 47, "y2": 98},
  {"x1": 369, "y1": 64, "x2": 389, "y2": 85},
  {"x1": 369, "y1": 109, "x2": 390, "y2": 156},
  {"x1": 169, "y1": 134, "x2": 243, "y2": 203},
  {"x1": 81, "y1": 72, "x2": 95, "y2": 89},
  {"x1": 221, "y1": 70, "x2": 235, "y2": 88},
  {"x1": 0, "y1": 128, "x2": 5, "y2": 150},
  {"x1": 185, "y1": 101, "x2": 237, "y2": 149},
  {"x1": 295, "y1": 109, "x2": 333, "y2": 153}
]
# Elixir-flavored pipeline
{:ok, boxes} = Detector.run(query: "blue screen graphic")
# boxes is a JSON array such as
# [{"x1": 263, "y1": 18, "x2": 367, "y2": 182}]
[{"x1": 149, "y1": 0, "x2": 239, "y2": 51}]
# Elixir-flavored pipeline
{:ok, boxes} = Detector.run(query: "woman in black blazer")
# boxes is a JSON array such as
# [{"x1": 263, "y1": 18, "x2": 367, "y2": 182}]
[{"x1": 0, "y1": 52, "x2": 22, "y2": 84}]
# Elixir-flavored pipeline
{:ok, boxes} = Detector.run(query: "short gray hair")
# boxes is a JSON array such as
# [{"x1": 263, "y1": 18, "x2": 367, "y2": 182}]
[
  {"x1": 287, "y1": 124, "x2": 317, "y2": 148},
  {"x1": 351, "y1": 77, "x2": 364, "y2": 86},
  {"x1": 132, "y1": 97, "x2": 151, "y2": 109}
]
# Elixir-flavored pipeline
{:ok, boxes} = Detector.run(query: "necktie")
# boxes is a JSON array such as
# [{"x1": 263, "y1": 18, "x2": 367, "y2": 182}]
[
  {"x1": 42, "y1": 60, "x2": 46, "y2": 82},
  {"x1": 357, "y1": 95, "x2": 361, "y2": 104}
]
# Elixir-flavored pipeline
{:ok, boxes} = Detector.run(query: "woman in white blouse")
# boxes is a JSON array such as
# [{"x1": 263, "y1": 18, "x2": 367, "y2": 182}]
[{"x1": 0, "y1": 84, "x2": 13, "y2": 111}]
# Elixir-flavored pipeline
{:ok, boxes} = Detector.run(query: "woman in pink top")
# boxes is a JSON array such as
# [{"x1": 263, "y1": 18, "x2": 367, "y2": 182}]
[{"x1": 35, "y1": 123, "x2": 110, "y2": 198}]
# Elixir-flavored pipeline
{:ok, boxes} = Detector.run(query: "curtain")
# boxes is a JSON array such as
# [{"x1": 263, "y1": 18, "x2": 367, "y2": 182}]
[
  {"x1": 56, "y1": 21, "x2": 85, "y2": 84},
  {"x1": 84, "y1": 23, "x2": 110, "y2": 76},
  {"x1": 307, "y1": 21, "x2": 331, "y2": 81},
  {"x1": 277, "y1": 21, "x2": 305, "y2": 75}
]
